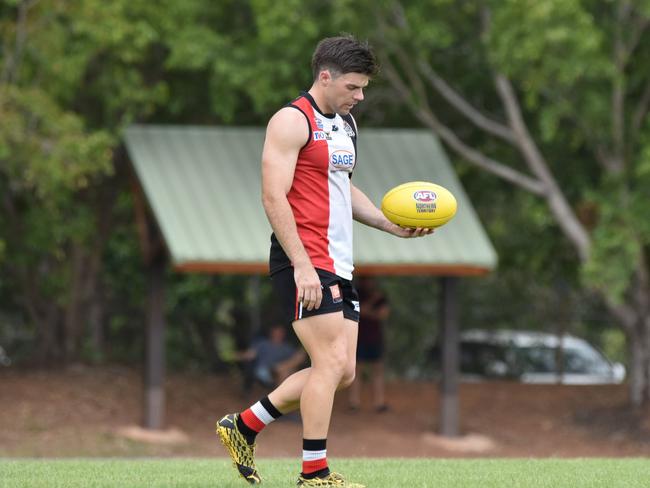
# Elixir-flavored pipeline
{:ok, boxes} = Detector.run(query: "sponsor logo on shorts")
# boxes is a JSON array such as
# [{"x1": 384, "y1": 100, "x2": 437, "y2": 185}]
[
  {"x1": 330, "y1": 284, "x2": 343, "y2": 304},
  {"x1": 330, "y1": 150, "x2": 355, "y2": 170}
]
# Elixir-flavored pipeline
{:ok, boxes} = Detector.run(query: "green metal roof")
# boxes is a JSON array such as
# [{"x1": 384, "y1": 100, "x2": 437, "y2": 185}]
[{"x1": 124, "y1": 125, "x2": 497, "y2": 275}]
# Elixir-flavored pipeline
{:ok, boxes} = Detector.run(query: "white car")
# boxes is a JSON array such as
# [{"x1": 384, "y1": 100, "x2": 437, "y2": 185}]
[{"x1": 457, "y1": 329, "x2": 625, "y2": 385}]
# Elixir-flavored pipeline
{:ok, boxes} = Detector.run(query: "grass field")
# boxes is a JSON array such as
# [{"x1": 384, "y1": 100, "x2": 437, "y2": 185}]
[{"x1": 1, "y1": 458, "x2": 649, "y2": 488}]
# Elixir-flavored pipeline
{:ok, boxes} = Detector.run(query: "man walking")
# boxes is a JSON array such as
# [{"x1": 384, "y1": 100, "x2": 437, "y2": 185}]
[{"x1": 217, "y1": 35, "x2": 432, "y2": 487}]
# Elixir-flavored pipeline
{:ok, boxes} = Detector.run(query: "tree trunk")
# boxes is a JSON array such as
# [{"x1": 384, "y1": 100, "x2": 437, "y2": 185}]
[
  {"x1": 62, "y1": 179, "x2": 117, "y2": 361},
  {"x1": 493, "y1": 75, "x2": 592, "y2": 261},
  {"x1": 35, "y1": 303, "x2": 63, "y2": 365},
  {"x1": 629, "y1": 255, "x2": 650, "y2": 406},
  {"x1": 628, "y1": 322, "x2": 648, "y2": 407},
  {"x1": 64, "y1": 244, "x2": 86, "y2": 360},
  {"x1": 88, "y1": 289, "x2": 105, "y2": 361},
  {"x1": 554, "y1": 280, "x2": 572, "y2": 383},
  {"x1": 645, "y1": 314, "x2": 650, "y2": 404},
  {"x1": 63, "y1": 243, "x2": 102, "y2": 361}
]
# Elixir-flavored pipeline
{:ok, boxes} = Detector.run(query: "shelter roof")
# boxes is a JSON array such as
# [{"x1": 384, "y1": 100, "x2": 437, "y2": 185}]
[{"x1": 125, "y1": 125, "x2": 497, "y2": 275}]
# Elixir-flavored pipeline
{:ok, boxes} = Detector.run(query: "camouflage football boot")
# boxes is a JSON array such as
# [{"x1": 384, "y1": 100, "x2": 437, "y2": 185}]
[
  {"x1": 296, "y1": 471, "x2": 365, "y2": 487},
  {"x1": 216, "y1": 413, "x2": 261, "y2": 484}
]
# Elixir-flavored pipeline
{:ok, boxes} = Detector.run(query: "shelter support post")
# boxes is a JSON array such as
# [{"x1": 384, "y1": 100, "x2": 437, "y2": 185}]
[
  {"x1": 439, "y1": 276, "x2": 460, "y2": 437},
  {"x1": 144, "y1": 259, "x2": 166, "y2": 429}
]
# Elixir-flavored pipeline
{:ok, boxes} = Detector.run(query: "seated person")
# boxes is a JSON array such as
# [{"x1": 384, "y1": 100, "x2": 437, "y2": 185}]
[{"x1": 237, "y1": 324, "x2": 307, "y2": 389}]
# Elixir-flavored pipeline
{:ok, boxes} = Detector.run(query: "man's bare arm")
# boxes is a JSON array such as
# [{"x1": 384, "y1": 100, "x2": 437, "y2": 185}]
[
  {"x1": 350, "y1": 183, "x2": 433, "y2": 238},
  {"x1": 261, "y1": 108, "x2": 323, "y2": 310}
]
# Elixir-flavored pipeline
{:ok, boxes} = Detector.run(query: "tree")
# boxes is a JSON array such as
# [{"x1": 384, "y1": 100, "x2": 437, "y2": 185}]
[
  {"x1": 1, "y1": 0, "x2": 114, "y2": 361},
  {"x1": 0, "y1": 0, "x2": 213, "y2": 362},
  {"x1": 338, "y1": 0, "x2": 650, "y2": 406},
  {"x1": 0, "y1": 0, "x2": 319, "y2": 364}
]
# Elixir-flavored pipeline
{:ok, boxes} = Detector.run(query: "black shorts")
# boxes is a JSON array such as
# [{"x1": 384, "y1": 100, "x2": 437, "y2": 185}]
[{"x1": 270, "y1": 267, "x2": 360, "y2": 326}]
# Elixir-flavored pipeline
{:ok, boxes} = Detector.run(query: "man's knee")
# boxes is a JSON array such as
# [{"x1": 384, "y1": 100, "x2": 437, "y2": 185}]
[
  {"x1": 339, "y1": 362, "x2": 356, "y2": 389},
  {"x1": 312, "y1": 347, "x2": 348, "y2": 382}
]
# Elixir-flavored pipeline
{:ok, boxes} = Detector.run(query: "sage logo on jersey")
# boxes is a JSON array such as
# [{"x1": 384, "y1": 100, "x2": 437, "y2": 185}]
[
  {"x1": 330, "y1": 150, "x2": 355, "y2": 170},
  {"x1": 413, "y1": 190, "x2": 437, "y2": 202}
]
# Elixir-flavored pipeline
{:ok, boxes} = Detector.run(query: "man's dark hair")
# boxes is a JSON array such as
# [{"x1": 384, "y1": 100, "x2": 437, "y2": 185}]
[{"x1": 311, "y1": 35, "x2": 379, "y2": 80}]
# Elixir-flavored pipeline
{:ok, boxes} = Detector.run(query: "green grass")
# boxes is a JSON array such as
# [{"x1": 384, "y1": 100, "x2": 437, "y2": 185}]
[{"x1": 1, "y1": 458, "x2": 649, "y2": 488}]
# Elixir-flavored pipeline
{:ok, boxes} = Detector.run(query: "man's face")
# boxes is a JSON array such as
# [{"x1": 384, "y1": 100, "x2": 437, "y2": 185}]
[{"x1": 321, "y1": 70, "x2": 369, "y2": 115}]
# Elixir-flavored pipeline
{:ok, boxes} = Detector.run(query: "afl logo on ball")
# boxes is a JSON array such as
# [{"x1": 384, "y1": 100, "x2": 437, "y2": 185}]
[{"x1": 413, "y1": 190, "x2": 437, "y2": 202}]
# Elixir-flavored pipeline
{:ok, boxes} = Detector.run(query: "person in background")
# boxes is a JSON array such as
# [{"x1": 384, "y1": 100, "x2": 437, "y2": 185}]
[
  {"x1": 238, "y1": 324, "x2": 307, "y2": 390},
  {"x1": 348, "y1": 276, "x2": 390, "y2": 413}
]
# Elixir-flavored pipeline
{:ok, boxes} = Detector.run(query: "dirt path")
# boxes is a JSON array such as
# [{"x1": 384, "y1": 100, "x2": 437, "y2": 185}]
[{"x1": 1, "y1": 366, "x2": 649, "y2": 458}]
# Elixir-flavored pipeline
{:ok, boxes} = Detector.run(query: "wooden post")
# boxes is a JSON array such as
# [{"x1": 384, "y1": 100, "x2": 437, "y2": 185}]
[
  {"x1": 130, "y1": 167, "x2": 168, "y2": 430},
  {"x1": 249, "y1": 274, "x2": 262, "y2": 338},
  {"x1": 144, "y1": 258, "x2": 166, "y2": 429},
  {"x1": 439, "y1": 276, "x2": 460, "y2": 437}
]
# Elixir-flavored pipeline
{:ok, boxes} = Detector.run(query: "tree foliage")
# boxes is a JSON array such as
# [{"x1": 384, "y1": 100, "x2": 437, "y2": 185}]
[{"x1": 327, "y1": 0, "x2": 650, "y2": 404}]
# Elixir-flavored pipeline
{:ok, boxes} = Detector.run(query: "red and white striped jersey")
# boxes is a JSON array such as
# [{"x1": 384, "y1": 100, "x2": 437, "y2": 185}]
[{"x1": 269, "y1": 92, "x2": 358, "y2": 280}]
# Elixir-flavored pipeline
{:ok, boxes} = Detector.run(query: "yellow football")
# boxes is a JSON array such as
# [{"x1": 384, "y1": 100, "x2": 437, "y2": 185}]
[{"x1": 381, "y1": 181, "x2": 457, "y2": 229}]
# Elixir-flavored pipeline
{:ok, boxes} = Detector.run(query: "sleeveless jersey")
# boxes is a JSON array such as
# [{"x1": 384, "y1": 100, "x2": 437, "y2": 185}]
[{"x1": 269, "y1": 92, "x2": 358, "y2": 280}]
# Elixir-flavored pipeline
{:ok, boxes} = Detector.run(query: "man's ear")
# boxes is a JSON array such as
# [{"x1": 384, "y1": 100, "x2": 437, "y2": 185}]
[{"x1": 319, "y1": 69, "x2": 332, "y2": 85}]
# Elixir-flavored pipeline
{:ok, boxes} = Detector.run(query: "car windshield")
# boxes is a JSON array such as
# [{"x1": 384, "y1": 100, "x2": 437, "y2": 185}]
[
  {"x1": 515, "y1": 345, "x2": 611, "y2": 375},
  {"x1": 460, "y1": 343, "x2": 510, "y2": 375}
]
